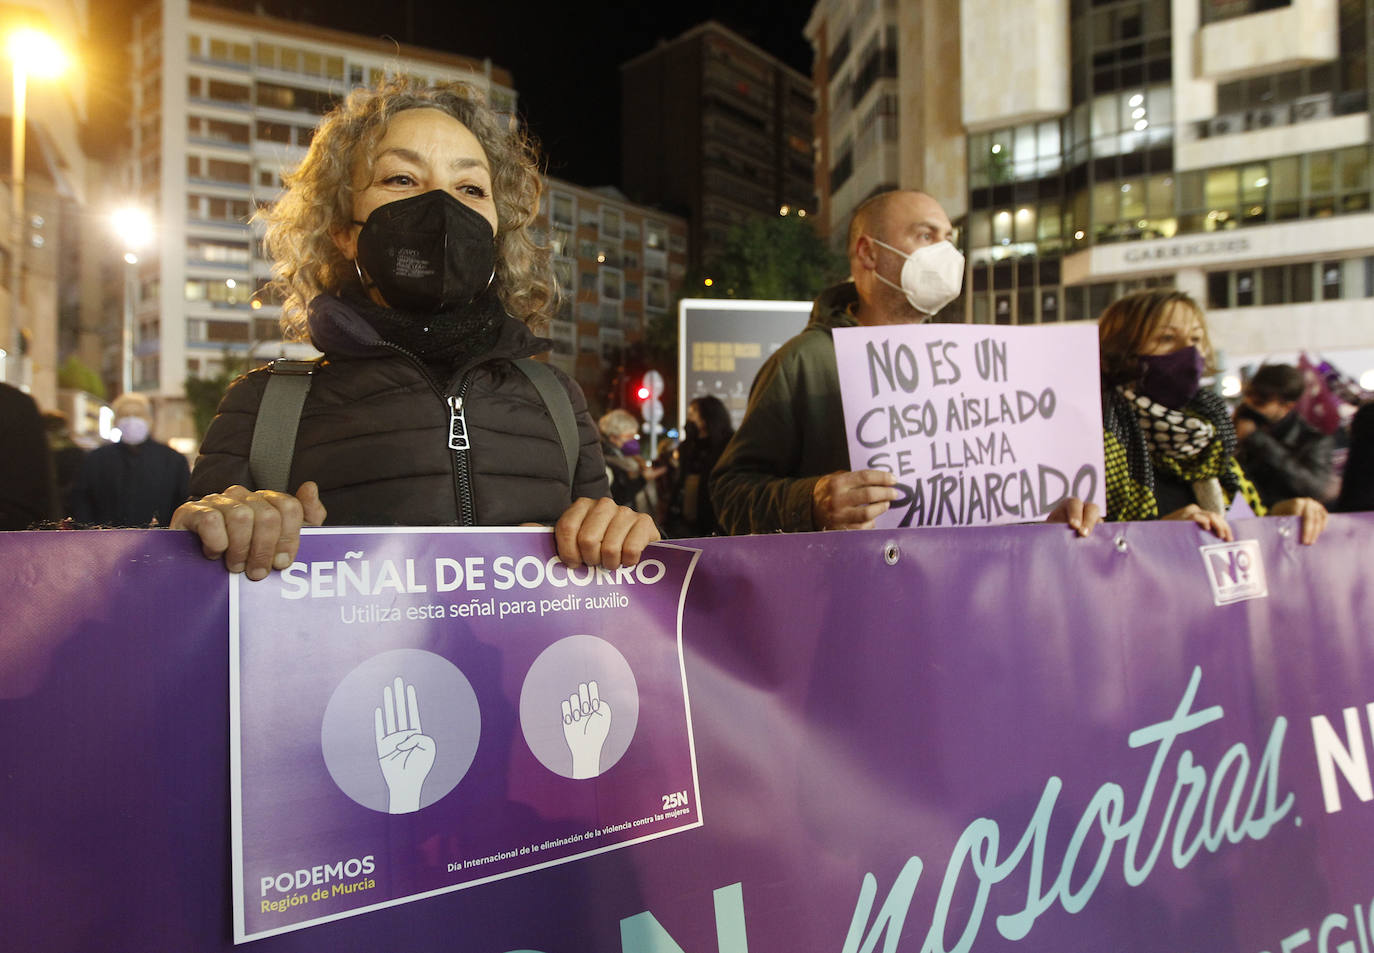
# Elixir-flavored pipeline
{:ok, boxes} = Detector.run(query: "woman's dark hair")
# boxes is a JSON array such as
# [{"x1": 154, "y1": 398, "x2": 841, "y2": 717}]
[
  {"x1": 690, "y1": 395, "x2": 735, "y2": 450},
  {"x1": 1246, "y1": 363, "x2": 1305, "y2": 404}
]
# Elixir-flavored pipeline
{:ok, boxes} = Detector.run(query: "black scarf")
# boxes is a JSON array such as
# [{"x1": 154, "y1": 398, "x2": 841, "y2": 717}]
[{"x1": 341, "y1": 285, "x2": 503, "y2": 368}]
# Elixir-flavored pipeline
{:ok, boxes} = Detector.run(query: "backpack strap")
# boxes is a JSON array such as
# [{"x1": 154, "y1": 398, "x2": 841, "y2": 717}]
[
  {"x1": 248, "y1": 359, "x2": 318, "y2": 493},
  {"x1": 513, "y1": 357, "x2": 578, "y2": 493}
]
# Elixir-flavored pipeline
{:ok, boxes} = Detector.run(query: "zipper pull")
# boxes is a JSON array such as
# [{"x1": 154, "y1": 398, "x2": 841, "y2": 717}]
[{"x1": 447, "y1": 395, "x2": 470, "y2": 451}]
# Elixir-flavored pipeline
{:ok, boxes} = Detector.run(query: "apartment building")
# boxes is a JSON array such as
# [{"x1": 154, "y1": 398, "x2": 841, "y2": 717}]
[
  {"x1": 806, "y1": 0, "x2": 1374, "y2": 375},
  {"x1": 535, "y1": 178, "x2": 688, "y2": 415},
  {"x1": 621, "y1": 20, "x2": 816, "y2": 270},
  {"x1": 129, "y1": 0, "x2": 517, "y2": 439},
  {"x1": 0, "y1": 0, "x2": 90, "y2": 409}
]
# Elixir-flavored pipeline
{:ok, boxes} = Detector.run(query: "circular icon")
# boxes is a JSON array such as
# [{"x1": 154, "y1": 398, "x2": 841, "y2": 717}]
[
  {"x1": 321, "y1": 649, "x2": 480, "y2": 813},
  {"x1": 643, "y1": 397, "x2": 665, "y2": 424},
  {"x1": 519, "y1": 635, "x2": 639, "y2": 780}
]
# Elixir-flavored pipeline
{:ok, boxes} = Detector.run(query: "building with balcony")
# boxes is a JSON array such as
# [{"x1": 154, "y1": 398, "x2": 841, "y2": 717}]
[
  {"x1": 620, "y1": 20, "x2": 816, "y2": 270},
  {"x1": 128, "y1": 0, "x2": 517, "y2": 440},
  {"x1": 805, "y1": 0, "x2": 1374, "y2": 377},
  {"x1": 534, "y1": 178, "x2": 688, "y2": 415}
]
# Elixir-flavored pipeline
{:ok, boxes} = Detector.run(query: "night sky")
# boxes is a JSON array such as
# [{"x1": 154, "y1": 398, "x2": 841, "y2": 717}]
[{"x1": 90, "y1": 0, "x2": 816, "y2": 188}]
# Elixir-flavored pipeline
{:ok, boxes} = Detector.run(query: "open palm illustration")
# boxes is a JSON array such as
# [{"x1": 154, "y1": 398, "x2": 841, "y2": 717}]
[
  {"x1": 561, "y1": 680, "x2": 612, "y2": 780},
  {"x1": 374, "y1": 676, "x2": 436, "y2": 813}
]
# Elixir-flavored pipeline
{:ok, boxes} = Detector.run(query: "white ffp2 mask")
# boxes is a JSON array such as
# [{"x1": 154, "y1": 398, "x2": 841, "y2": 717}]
[{"x1": 869, "y1": 237, "x2": 965, "y2": 316}]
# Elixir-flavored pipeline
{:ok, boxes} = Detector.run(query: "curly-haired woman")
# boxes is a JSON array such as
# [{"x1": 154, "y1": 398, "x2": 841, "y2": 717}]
[{"x1": 173, "y1": 77, "x2": 657, "y2": 578}]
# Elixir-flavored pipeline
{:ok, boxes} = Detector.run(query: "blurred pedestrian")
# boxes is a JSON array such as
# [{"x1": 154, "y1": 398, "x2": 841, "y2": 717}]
[
  {"x1": 599, "y1": 409, "x2": 656, "y2": 512},
  {"x1": 42, "y1": 410, "x2": 85, "y2": 518},
  {"x1": 666, "y1": 395, "x2": 733, "y2": 537},
  {"x1": 72, "y1": 392, "x2": 189, "y2": 527},
  {"x1": 1335, "y1": 402, "x2": 1374, "y2": 512},
  {"x1": 1234, "y1": 363, "x2": 1335, "y2": 507},
  {"x1": 0, "y1": 382, "x2": 57, "y2": 529}
]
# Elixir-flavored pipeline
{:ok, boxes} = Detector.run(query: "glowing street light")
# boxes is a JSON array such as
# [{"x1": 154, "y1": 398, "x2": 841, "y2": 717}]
[
  {"x1": 7, "y1": 29, "x2": 68, "y2": 79},
  {"x1": 111, "y1": 204, "x2": 154, "y2": 394},
  {"x1": 112, "y1": 206, "x2": 154, "y2": 252},
  {"x1": 3, "y1": 27, "x2": 68, "y2": 387}
]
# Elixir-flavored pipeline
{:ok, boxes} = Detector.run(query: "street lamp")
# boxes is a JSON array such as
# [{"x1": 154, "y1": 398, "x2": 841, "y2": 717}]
[
  {"x1": 3, "y1": 28, "x2": 67, "y2": 387},
  {"x1": 111, "y1": 206, "x2": 154, "y2": 394}
]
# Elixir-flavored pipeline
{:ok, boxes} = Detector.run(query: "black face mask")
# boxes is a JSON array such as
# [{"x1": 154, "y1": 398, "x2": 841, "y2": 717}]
[{"x1": 353, "y1": 190, "x2": 496, "y2": 314}]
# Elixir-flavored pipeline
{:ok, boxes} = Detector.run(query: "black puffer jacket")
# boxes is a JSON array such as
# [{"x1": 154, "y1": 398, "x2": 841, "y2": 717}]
[{"x1": 191, "y1": 293, "x2": 609, "y2": 526}]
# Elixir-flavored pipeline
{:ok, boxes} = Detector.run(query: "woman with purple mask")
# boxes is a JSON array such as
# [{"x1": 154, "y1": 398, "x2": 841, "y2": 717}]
[{"x1": 1097, "y1": 289, "x2": 1326, "y2": 543}]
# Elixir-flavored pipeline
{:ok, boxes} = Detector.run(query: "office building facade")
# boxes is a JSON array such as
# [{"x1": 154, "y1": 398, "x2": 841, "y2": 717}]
[
  {"x1": 621, "y1": 20, "x2": 816, "y2": 270},
  {"x1": 806, "y1": 0, "x2": 1374, "y2": 371}
]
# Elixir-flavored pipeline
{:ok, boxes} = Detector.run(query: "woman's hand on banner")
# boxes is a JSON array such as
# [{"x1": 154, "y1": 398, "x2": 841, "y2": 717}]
[
  {"x1": 1045, "y1": 496, "x2": 1102, "y2": 537},
  {"x1": 1268, "y1": 497, "x2": 1328, "y2": 545},
  {"x1": 1162, "y1": 504, "x2": 1232, "y2": 541},
  {"x1": 170, "y1": 482, "x2": 327, "y2": 579},
  {"x1": 554, "y1": 497, "x2": 658, "y2": 570}
]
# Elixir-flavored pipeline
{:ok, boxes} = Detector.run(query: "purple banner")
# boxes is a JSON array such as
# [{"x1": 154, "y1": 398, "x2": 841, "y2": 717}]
[
  {"x1": 231, "y1": 529, "x2": 701, "y2": 940},
  {"x1": 2, "y1": 515, "x2": 1374, "y2": 952}
]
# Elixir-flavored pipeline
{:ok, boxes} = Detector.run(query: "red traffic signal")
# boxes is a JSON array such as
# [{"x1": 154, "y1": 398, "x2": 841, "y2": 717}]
[{"x1": 635, "y1": 384, "x2": 651, "y2": 401}]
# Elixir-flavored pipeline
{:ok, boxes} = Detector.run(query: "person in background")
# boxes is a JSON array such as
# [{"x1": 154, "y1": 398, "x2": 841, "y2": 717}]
[
  {"x1": 598, "y1": 409, "x2": 652, "y2": 511},
  {"x1": 1233, "y1": 363, "x2": 1335, "y2": 508},
  {"x1": 71, "y1": 392, "x2": 189, "y2": 528},
  {"x1": 0, "y1": 382, "x2": 57, "y2": 530},
  {"x1": 1335, "y1": 402, "x2": 1374, "y2": 512},
  {"x1": 1098, "y1": 289, "x2": 1326, "y2": 543},
  {"x1": 666, "y1": 395, "x2": 733, "y2": 538},
  {"x1": 42, "y1": 410, "x2": 85, "y2": 518},
  {"x1": 173, "y1": 77, "x2": 654, "y2": 579}
]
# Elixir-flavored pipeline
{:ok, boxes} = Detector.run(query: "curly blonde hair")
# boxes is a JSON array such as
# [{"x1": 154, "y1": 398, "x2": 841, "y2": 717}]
[{"x1": 264, "y1": 76, "x2": 556, "y2": 338}]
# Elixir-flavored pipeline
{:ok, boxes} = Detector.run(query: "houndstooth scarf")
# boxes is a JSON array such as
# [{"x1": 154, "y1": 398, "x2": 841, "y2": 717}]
[{"x1": 1102, "y1": 385, "x2": 1263, "y2": 521}]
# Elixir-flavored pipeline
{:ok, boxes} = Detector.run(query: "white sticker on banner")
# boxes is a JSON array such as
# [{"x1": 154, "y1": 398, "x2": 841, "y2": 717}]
[{"x1": 1199, "y1": 539, "x2": 1268, "y2": 606}]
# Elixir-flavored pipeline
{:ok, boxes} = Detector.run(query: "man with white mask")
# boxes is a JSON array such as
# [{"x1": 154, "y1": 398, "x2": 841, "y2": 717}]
[
  {"x1": 711, "y1": 190, "x2": 1101, "y2": 536},
  {"x1": 72, "y1": 392, "x2": 189, "y2": 527},
  {"x1": 709, "y1": 190, "x2": 959, "y2": 534}
]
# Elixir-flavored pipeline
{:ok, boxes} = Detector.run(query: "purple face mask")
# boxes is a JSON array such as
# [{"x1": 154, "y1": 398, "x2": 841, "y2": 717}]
[
  {"x1": 621, "y1": 438, "x2": 642, "y2": 457},
  {"x1": 1138, "y1": 346, "x2": 1205, "y2": 409}
]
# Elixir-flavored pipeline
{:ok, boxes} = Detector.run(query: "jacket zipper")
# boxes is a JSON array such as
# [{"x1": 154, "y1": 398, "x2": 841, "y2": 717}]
[
  {"x1": 447, "y1": 373, "x2": 476, "y2": 526},
  {"x1": 381, "y1": 342, "x2": 475, "y2": 525}
]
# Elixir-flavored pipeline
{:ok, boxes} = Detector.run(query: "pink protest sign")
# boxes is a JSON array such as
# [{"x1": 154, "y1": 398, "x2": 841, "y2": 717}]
[{"x1": 833, "y1": 324, "x2": 1106, "y2": 528}]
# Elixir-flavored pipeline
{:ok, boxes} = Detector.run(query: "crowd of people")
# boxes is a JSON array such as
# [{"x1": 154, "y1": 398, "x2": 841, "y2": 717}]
[{"x1": 1, "y1": 77, "x2": 1371, "y2": 564}]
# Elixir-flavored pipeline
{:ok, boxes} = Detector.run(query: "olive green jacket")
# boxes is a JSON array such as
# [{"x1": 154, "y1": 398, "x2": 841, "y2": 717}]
[{"x1": 709, "y1": 282, "x2": 859, "y2": 534}]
